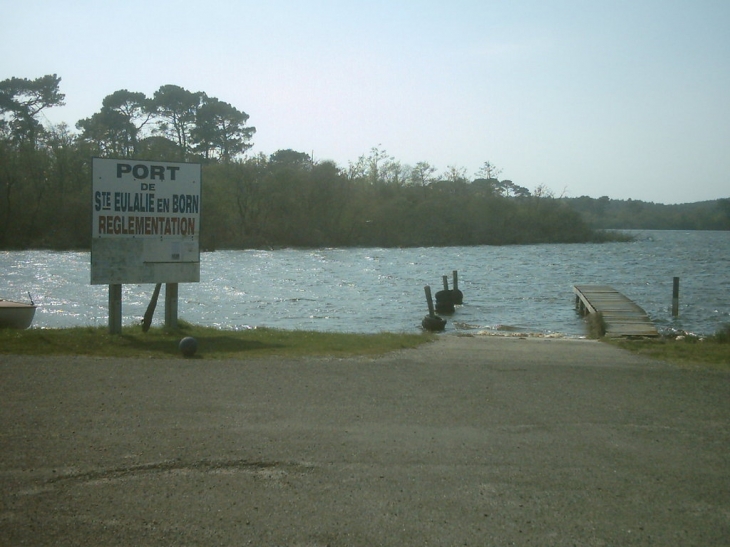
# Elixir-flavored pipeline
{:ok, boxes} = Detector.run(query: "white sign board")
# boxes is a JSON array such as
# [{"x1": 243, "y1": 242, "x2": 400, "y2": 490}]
[{"x1": 91, "y1": 158, "x2": 201, "y2": 284}]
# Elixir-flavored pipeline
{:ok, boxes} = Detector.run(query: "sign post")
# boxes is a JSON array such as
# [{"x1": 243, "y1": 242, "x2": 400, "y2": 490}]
[
  {"x1": 91, "y1": 158, "x2": 201, "y2": 333},
  {"x1": 165, "y1": 283, "x2": 179, "y2": 329},
  {"x1": 109, "y1": 284, "x2": 122, "y2": 335}
]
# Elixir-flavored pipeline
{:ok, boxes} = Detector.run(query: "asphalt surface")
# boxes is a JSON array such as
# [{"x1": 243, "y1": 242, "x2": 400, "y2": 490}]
[{"x1": 1, "y1": 336, "x2": 729, "y2": 546}]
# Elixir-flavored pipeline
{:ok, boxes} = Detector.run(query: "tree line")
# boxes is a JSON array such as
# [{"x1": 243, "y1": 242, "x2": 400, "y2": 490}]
[
  {"x1": 563, "y1": 196, "x2": 730, "y2": 231},
  {"x1": 1, "y1": 74, "x2": 632, "y2": 250}
]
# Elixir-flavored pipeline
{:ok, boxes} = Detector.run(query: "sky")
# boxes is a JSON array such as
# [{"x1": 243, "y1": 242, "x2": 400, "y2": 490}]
[{"x1": 2, "y1": 0, "x2": 729, "y2": 204}]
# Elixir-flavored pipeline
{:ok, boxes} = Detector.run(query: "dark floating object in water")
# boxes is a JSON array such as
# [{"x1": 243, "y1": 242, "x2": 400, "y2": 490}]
[
  {"x1": 422, "y1": 314, "x2": 447, "y2": 331},
  {"x1": 422, "y1": 285, "x2": 447, "y2": 332},
  {"x1": 435, "y1": 275, "x2": 456, "y2": 314},
  {"x1": 434, "y1": 294, "x2": 455, "y2": 314}
]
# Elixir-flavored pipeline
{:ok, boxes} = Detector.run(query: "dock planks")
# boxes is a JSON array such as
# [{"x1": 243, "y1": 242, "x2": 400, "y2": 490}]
[{"x1": 573, "y1": 284, "x2": 659, "y2": 338}]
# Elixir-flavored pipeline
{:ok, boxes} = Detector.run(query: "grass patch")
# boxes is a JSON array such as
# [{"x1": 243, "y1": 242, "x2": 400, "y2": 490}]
[
  {"x1": 0, "y1": 322, "x2": 436, "y2": 359},
  {"x1": 605, "y1": 324, "x2": 730, "y2": 371}
]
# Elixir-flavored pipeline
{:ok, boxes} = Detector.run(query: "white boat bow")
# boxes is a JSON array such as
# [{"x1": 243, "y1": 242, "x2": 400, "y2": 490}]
[{"x1": 0, "y1": 298, "x2": 37, "y2": 329}]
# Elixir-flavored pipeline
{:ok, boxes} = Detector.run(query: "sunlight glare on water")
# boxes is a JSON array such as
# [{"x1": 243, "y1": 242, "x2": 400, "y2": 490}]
[{"x1": 2, "y1": 231, "x2": 728, "y2": 337}]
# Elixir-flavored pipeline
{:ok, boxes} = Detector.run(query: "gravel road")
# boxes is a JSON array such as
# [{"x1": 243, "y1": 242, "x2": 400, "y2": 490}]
[{"x1": 1, "y1": 336, "x2": 728, "y2": 546}]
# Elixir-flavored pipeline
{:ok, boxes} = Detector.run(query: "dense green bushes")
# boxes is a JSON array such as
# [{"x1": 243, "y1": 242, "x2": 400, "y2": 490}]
[
  {"x1": 198, "y1": 158, "x2": 611, "y2": 249},
  {"x1": 0, "y1": 138, "x2": 621, "y2": 250}
]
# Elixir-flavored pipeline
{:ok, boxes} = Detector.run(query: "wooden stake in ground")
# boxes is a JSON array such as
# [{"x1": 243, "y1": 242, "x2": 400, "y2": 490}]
[{"x1": 142, "y1": 283, "x2": 162, "y2": 332}]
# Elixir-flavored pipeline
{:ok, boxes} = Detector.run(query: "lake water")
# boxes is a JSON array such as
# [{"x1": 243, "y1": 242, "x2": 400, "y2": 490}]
[{"x1": 2, "y1": 231, "x2": 729, "y2": 337}]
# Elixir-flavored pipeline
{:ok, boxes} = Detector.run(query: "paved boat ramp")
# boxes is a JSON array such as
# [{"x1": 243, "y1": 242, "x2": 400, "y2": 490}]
[{"x1": 573, "y1": 284, "x2": 659, "y2": 338}]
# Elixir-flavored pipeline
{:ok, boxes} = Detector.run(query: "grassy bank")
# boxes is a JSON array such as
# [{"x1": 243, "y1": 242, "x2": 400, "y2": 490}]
[
  {"x1": 606, "y1": 326, "x2": 730, "y2": 371},
  {"x1": 3, "y1": 323, "x2": 727, "y2": 369},
  {"x1": 0, "y1": 323, "x2": 436, "y2": 359}
]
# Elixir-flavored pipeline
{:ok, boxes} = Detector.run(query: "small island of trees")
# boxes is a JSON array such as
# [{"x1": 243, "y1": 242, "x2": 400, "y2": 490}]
[{"x1": 1, "y1": 74, "x2": 726, "y2": 250}]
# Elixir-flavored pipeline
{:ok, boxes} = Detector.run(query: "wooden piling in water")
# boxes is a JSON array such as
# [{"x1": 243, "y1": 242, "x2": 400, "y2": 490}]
[
  {"x1": 452, "y1": 270, "x2": 463, "y2": 304},
  {"x1": 424, "y1": 285, "x2": 435, "y2": 317},
  {"x1": 422, "y1": 285, "x2": 446, "y2": 331},
  {"x1": 672, "y1": 277, "x2": 679, "y2": 317}
]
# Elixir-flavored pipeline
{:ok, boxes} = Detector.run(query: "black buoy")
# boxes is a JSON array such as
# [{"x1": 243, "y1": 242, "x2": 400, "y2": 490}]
[
  {"x1": 434, "y1": 295, "x2": 455, "y2": 314},
  {"x1": 434, "y1": 275, "x2": 456, "y2": 314},
  {"x1": 422, "y1": 285, "x2": 446, "y2": 331},
  {"x1": 422, "y1": 314, "x2": 447, "y2": 331}
]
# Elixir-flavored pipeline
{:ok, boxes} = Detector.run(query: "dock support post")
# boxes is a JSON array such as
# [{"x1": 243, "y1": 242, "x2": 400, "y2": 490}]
[
  {"x1": 672, "y1": 277, "x2": 679, "y2": 317},
  {"x1": 108, "y1": 284, "x2": 122, "y2": 335}
]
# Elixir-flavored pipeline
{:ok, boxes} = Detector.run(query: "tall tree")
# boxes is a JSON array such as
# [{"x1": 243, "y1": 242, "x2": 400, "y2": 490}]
[
  {"x1": 410, "y1": 161, "x2": 437, "y2": 188},
  {"x1": 193, "y1": 97, "x2": 255, "y2": 162},
  {"x1": 435, "y1": 165, "x2": 469, "y2": 196},
  {"x1": 476, "y1": 160, "x2": 502, "y2": 180},
  {"x1": 500, "y1": 180, "x2": 530, "y2": 198},
  {"x1": 150, "y1": 84, "x2": 204, "y2": 160},
  {"x1": 76, "y1": 89, "x2": 152, "y2": 157},
  {"x1": 76, "y1": 108, "x2": 135, "y2": 157},
  {"x1": 365, "y1": 146, "x2": 391, "y2": 185},
  {"x1": 0, "y1": 74, "x2": 65, "y2": 146},
  {"x1": 443, "y1": 165, "x2": 468, "y2": 184},
  {"x1": 270, "y1": 149, "x2": 311, "y2": 168},
  {"x1": 100, "y1": 89, "x2": 152, "y2": 155}
]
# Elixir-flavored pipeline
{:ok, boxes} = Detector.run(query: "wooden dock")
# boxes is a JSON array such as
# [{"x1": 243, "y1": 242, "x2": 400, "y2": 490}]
[{"x1": 573, "y1": 285, "x2": 659, "y2": 338}]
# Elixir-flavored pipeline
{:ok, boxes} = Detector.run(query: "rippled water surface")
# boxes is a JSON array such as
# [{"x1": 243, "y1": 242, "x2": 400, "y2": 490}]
[{"x1": 2, "y1": 231, "x2": 729, "y2": 337}]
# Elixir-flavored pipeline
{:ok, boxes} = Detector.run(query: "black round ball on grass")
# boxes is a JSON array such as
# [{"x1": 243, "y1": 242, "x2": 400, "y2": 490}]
[{"x1": 179, "y1": 336, "x2": 198, "y2": 357}]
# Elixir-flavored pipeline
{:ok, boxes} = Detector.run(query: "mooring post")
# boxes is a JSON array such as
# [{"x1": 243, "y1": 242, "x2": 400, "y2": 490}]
[
  {"x1": 672, "y1": 277, "x2": 679, "y2": 317},
  {"x1": 451, "y1": 270, "x2": 463, "y2": 305},
  {"x1": 108, "y1": 284, "x2": 122, "y2": 335},
  {"x1": 424, "y1": 285, "x2": 435, "y2": 317},
  {"x1": 165, "y1": 282, "x2": 179, "y2": 329},
  {"x1": 442, "y1": 275, "x2": 449, "y2": 290}
]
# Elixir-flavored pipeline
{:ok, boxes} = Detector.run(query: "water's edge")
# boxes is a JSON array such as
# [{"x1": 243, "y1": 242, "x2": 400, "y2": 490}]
[{"x1": 3, "y1": 231, "x2": 729, "y2": 336}]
